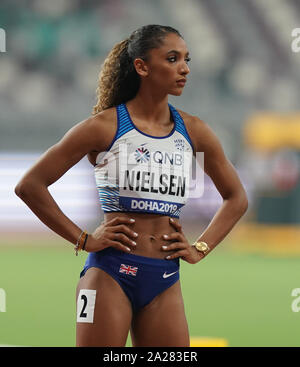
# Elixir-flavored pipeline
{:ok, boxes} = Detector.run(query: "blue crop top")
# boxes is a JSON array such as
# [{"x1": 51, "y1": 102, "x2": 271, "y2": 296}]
[{"x1": 94, "y1": 103, "x2": 194, "y2": 218}]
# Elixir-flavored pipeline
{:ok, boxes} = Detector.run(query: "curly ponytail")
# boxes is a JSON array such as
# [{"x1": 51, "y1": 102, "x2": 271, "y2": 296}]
[
  {"x1": 92, "y1": 38, "x2": 139, "y2": 114},
  {"x1": 92, "y1": 25, "x2": 182, "y2": 115}
]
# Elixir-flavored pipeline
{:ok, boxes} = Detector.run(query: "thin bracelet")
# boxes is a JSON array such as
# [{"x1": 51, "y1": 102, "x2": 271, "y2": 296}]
[
  {"x1": 75, "y1": 230, "x2": 87, "y2": 256},
  {"x1": 82, "y1": 233, "x2": 88, "y2": 251}
]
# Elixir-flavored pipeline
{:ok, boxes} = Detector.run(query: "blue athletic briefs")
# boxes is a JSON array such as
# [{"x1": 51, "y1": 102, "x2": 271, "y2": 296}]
[{"x1": 80, "y1": 247, "x2": 180, "y2": 312}]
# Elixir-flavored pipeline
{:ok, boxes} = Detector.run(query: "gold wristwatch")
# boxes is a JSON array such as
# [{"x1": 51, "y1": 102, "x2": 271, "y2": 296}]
[{"x1": 193, "y1": 241, "x2": 210, "y2": 256}]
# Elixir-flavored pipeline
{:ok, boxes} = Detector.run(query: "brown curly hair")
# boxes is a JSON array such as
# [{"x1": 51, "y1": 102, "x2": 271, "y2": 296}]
[{"x1": 92, "y1": 25, "x2": 182, "y2": 115}]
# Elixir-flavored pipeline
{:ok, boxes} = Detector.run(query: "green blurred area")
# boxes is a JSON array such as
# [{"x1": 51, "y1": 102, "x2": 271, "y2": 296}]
[{"x1": 0, "y1": 239, "x2": 299, "y2": 347}]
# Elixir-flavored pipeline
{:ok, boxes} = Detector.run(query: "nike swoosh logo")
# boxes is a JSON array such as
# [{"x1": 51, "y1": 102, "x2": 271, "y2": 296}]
[{"x1": 163, "y1": 271, "x2": 178, "y2": 279}]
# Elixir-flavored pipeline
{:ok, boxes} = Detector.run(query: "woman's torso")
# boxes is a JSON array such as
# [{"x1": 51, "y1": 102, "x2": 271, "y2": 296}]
[{"x1": 87, "y1": 103, "x2": 196, "y2": 259}]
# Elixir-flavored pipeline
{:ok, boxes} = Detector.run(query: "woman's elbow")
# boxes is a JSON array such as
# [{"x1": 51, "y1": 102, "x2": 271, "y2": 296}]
[
  {"x1": 239, "y1": 190, "x2": 248, "y2": 215},
  {"x1": 15, "y1": 179, "x2": 32, "y2": 199},
  {"x1": 15, "y1": 181, "x2": 25, "y2": 198},
  {"x1": 226, "y1": 189, "x2": 248, "y2": 216}
]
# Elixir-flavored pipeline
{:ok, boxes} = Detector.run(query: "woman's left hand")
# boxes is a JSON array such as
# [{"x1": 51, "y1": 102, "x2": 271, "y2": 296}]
[{"x1": 161, "y1": 218, "x2": 204, "y2": 264}]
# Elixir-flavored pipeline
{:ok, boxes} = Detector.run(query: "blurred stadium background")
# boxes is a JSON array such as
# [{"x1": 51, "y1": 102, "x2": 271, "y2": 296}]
[{"x1": 0, "y1": 0, "x2": 300, "y2": 347}]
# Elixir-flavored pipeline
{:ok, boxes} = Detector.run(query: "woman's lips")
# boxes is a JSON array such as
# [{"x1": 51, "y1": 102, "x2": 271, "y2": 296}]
[{"x1": 176, "y1": 79, "x2": 186, "y2": 87}]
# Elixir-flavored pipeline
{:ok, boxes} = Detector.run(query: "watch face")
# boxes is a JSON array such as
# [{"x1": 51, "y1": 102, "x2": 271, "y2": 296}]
[{"x1": 196, "y1": 242, "x2": 208, "y2": 252}]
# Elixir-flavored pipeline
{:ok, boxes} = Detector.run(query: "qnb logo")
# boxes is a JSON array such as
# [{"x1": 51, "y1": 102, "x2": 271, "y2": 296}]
[
  {"x1": 153, "y1": 151, "x2": 184, "y2": 166},
  {"x1": 0, "y1": 288, "x2": 6, "y2": 312},
  {"x1": 291, "y1": 288, "x2": 300, "y2": 312},
  {"x1": 134, "y1": 145, "x2": 185, "y2": 167},
  {"x1": 0, "y1": 28, "x2": 6, "y2": 52},
  {"x1": 134, "y1": 146, "x2": 150, "y2": 163},
  {"x1": 291, "y1": 28, "x2": 300, "y2": 53}
]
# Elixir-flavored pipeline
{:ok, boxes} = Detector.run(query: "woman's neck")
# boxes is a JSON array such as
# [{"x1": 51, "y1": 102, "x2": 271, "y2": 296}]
[{"x1": 126, "y1": 88, "x2": 170, "y2": 124}]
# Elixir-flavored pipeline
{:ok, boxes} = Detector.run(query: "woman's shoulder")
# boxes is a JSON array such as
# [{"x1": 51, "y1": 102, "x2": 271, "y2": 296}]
[
  {"x1": 176, "y1": 108, "x2": 206, "y2": 138},
  {"x1": 87, "y1": 106, "x2": 117, "y2": 137},
  {"x1": 88, "y1": 107, "x2": 117, "y2": 129},
  {"x1": 73, "y1": 106, "x2": 118, "y2": 158},
  {"x1": 176, "y1": 108, "x2": 205, "y2": 128},
  {"x1": 176, "y1": 108, "x2": 220, "y2": 153}
]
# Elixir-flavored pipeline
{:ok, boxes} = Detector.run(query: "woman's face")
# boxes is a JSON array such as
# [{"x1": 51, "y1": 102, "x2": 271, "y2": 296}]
[{"x1": 137, "y1": 33, "x2": 191, "y2": 96}]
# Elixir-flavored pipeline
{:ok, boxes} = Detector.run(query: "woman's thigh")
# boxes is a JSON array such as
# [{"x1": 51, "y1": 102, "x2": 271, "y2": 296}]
[
  {"x1": 130, "y1": 281, "x2": 190, "y2": 347},
  {"x1": 76, "y1": 267, "x2": 132, "y2": 347}
]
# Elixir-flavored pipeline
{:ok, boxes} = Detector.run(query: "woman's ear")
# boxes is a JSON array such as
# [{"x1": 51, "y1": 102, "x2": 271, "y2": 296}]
[{"x1": 133, "y1": 58, "x2": 149, "y2": 77}]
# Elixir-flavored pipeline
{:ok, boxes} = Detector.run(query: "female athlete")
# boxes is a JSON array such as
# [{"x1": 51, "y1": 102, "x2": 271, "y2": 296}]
[{"x1": 15, "y1": 25, "x2": 248, "y2": 347}]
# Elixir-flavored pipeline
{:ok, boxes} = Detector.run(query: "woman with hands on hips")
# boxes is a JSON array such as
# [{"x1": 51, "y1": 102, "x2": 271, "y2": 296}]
[{"x1": 15, "y1": 25, "x2": 248, "y2": 347}]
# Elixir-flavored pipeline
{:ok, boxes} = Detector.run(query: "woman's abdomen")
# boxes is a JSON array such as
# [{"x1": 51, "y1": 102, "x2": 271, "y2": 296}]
[{"x1": 104, "y1": 212, "x2": 178, "y2": 259}]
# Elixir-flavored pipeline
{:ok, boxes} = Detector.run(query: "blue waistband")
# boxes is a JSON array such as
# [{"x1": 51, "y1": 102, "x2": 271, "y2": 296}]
[{"x1": 93, "y1": 247, "x2": 179, "y2": 268}]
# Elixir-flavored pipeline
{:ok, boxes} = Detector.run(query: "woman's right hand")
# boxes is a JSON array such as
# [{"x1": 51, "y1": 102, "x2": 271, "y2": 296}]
[{"x1": 84, "y1": 216, "x2": 138, "y2": 253}]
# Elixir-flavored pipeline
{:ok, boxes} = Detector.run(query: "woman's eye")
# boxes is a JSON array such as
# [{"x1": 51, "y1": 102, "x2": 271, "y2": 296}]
[
  {"x1": 167, "y1": 56, "x2": 191, "y2": 63},
  {"x1": 167, "y1": 56, "x2": 176, "y2": 62}
]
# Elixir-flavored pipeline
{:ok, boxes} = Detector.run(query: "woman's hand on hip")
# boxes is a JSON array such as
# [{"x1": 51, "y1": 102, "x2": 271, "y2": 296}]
[
  {"x1": 161, "y1": 218, "x2": 204, "y2": 264},
  {"x1": 84, "y1": 216, "x2": 138, "y2": 253}
]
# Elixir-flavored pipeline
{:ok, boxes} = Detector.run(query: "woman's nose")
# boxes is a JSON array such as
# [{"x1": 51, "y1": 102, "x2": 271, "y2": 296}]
[{"x1": 179, "y1": 62, "x2": 190, "y2": 76}]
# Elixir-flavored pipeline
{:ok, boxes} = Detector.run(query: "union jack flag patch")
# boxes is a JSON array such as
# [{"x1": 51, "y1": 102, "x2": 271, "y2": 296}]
[{"x1": 119, "y1": 263, "x2": 138, "y2": 276}]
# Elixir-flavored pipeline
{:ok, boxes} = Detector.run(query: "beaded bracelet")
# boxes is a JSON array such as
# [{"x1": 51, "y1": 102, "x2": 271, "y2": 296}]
[{"x1": 75, "y1": 230, "x2": 88, "y2": 256}]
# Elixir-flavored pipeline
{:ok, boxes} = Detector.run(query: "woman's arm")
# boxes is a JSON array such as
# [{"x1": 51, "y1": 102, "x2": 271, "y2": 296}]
[
  {"x1": 15, "y1": 110, "x2": 136, "y2": 252},
  {"x1": 15, "y1": 116, "x2": 107, "y2": 246},
  {"x1": 162, "y1": 115, "x2": 248, "y2": 263},
  {"x1": 15, "y1": 111, "x2": 138, "y2": 253},
  {"x1": 192, "y1": 116, "x2": 248, "y2": 254}
]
